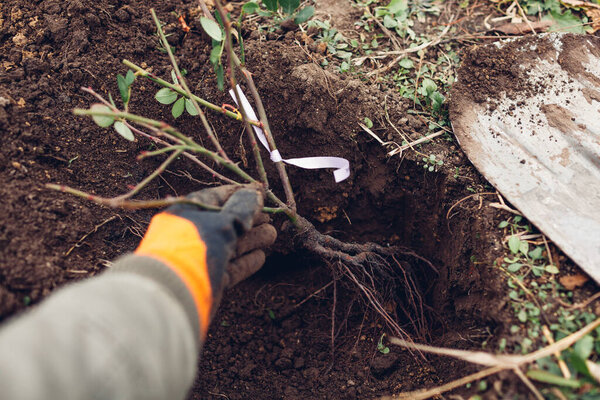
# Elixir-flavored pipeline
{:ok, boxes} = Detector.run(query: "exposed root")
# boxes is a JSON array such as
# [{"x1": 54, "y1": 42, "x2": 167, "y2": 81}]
[{"x1": 291, "y1": 216, "x2": 437, "y2": 343}]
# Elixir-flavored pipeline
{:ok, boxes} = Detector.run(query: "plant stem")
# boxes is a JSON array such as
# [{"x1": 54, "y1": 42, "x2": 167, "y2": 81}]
[
  {"x1": 46, "y1": 183, "x2": 288, "y2": 214},
  {"x1": 80, "y1": 86, "x2": 240, "y2": 185},
  {"x1": 46, "y1": 184, "x2": 222, "y2": 210},
  {"x1": 215, "y1": 0, "x2": 270, "y2": 189},
  {"x1": 124, "y1": 121, "x2": 239, "y2": 185},
  {"x1": 150, "y1": 8, "x2": 231, "y2": 162},
  {"x1": 138, "y1": 145, "x2": 195, "y2": 159},
  {"x1": 231, "y1": 51, "x2": 297, "y2": 211},
  {"x1": 75, "y1": 107, "x2": 256, "y2": 183},
  {"x1": 120, "y1": 149, "x2": 183, "y2": 201}
]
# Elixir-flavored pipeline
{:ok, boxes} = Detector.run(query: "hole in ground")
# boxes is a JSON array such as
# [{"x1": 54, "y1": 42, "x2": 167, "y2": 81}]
[{"x1": 193, "y1": 159, "x2": 507, "y2": 399}]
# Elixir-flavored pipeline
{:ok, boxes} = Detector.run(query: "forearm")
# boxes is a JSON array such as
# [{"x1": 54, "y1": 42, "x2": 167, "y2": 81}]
[{"x1": 0, "y1": 255, "x2": 200, "y2": 400}]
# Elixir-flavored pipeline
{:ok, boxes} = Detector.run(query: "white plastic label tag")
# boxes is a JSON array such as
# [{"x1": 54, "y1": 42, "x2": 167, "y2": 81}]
[{"x1": 229, "y1": 86, "x2": 350, "y2": 183}]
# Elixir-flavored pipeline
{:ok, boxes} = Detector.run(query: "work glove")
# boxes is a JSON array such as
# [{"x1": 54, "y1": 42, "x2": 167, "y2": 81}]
[{"x1": 134, "y1": 185, "x2": 277, "y2": 337}]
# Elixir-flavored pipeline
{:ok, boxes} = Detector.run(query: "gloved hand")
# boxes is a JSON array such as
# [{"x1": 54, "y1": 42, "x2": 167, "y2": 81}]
[{"x1": 134, "y1": 185, "x2": 277, "y2": 337}]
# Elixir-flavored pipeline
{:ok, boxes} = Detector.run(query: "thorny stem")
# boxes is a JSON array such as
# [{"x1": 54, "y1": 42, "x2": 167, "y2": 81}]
[
  {"x1": 46, "y1": 184, "x2": 221, "y2": 210},
  {"x1": 118, "y1": 149, "x2": 183, "y2": 201},
  {"x1": 150, "y1": 9, "x2": 230, "y2": 162},
  {"x1": 124, "y1": 121, "x2": 238, "y2": 185},
  {"x1": 45, "y1": 184, "x2": 286, "y2": 214},
  {"x1": 214, "y1": 0, "x2": 270, "y2": 189}
]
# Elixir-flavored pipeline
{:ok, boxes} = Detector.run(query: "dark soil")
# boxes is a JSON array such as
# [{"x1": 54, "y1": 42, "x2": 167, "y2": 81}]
[{"x1": 0, "y1": 0, "x2": 580, "y2": 399}]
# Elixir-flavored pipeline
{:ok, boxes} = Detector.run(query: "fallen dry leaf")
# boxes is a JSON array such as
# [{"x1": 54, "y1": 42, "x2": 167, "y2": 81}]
[
  {"x1": 587, "y1": 8, "x2": 600, "y2": 32},
  {"x1": 559, "y1": 273, "x2": 589, "y2": 290},
  {"x1": 561, "y1": 0, "x2": 600, "y2": 9},
  {"x1": 495, "y1": 20, "x2": 553, "y2": 35}
]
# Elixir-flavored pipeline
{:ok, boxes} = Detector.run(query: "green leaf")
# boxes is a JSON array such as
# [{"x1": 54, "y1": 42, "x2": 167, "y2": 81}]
[
  {"x1": 294, "y1": 6, "x2": 314, "y2": 24},
  {"x1": 200, "y1": 17, "x2": 223, "y2": 42},
  {"x1": 387, "y1": 0, "x2": 408, "y2": 15},
  {"x1": 526, "y1": 369, "x2": 581, "y2": 388},
  {"x1": 125, "y1": 69, "x2": 135, "y2": 86},
  {"x1": 215, "y1": 63, "x2": 225, "y2": 91},
  {"x1": 155, "y1": 88, "x2": 178, "y2": 105},
  {"x1": 498, "y1": 221, "x2": 509, "y2": 229},
  {"x1": 90, "y1": 104, "x2": 115, "y2": 127},
  {"x1": 570, "y1": 352, "x2": 591, "y2": 377},
  {"x1": 380, "y1": 346, "x2": 390, "y2": 354},
  {"x1": 113, "y1": 121, "x2": 134, "y2": 141},
  {"x1": 383, "y1": 14, "x2": 398, "y2": 28},
  {"x1": 507, "y1": 263, "x2": 522, "y2": 273},
  {"x1": 421, "y1": 78, "x2": 437, "y2": 96},
  {"x1": 575, "y1": 335, "x2": 594, "y2": 360},
  {"x1": 398, "y1": 58, "x2": 413, "y2": 69},
  {"x1": 545, "y1": 10, "x2": 585, "y2": 33},
  {"x1": 263, "y1": 0, "x2": 278, "y2": 12},
  {"x1": 210, "y1": 44, "x2": 223, "y2": 65},
  {"x1": 242, "y1": 1, "x2": 260, "y2": 15},
  {"x1": 172, "y1": 97, "x2": 185, "y2": 119},
  {"x1": 431, "y1": 91, "x2": 445, "y2": 113},
  {"x1": 508, "y1": 235, "x2": 521, "y2": 254},
  {"x1": 364, "y1": 117, "x2": 373, "y2": 129},
  {"x1": 117, "y1": 74, "x2": 129, "y2": 105},
  {"x1": 519, "y1": 240, "x2": 529, "y2": 256},
  {"x1": 185, "y1": 98, "x2": 199, "y2": 116},
  {"x1": 528, "y1": 246, "x2": 543, "y2": 260},
  {"x1": 280, "y1": 0, "x2": 300, "y2": 14},
  {"x1": 545, "y1": 265, "x2": 559, "y2": 274},
  {"x1": 518, "y1": 308, "x2": 528, "y2": 323}
]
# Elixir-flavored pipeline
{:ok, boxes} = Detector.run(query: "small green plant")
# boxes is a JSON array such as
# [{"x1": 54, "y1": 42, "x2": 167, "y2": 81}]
[
  {"x1": 154, "y1": 70, "x2": 200, "y2": 118},
  {"x1": 377, "y1": 333, "x2": 390, "y2": 354},
  {"x1": 373, "y1": 0, "x2": 415, "y2": 39},
  {"x1": 493, "y1": 213, "x2": 600, "y2": 397},
  {"x1": 422, "y1": 154, "x2": 443, "y2": 172},
  {"x1": 417, "y1": 78, "x2": 445, "y2": 114},
  {"x1": 307, "y1": 19, "x2": 352, "y2": 67},
  {"x1": 253, "y1": 0, "x2": 314, "y2": 24}
]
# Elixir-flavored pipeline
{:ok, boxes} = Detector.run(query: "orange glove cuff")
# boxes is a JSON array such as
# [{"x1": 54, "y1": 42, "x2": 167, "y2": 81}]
[{"x1": 135, "y1": 213, "x2": 213, "y2": 338}]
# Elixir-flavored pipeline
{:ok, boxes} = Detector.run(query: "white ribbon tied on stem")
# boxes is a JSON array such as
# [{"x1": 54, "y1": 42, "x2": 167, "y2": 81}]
[{"x1": 229, "y1": 86, "x2": 350, "y2": 183}]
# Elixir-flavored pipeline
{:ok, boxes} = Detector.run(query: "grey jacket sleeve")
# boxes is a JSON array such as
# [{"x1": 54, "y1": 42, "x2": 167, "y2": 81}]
[{"x1": 0, "y1": 254, "x2": 202, "y2": 400}]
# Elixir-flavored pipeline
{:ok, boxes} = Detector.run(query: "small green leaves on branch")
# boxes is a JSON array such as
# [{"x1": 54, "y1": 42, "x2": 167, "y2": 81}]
[
  {"x1": 243, "y1": 0, "x2": 314, "y2": 24},
  {"x1": 154, "y1": 72, "x2": 200, "y2": 119},
  {"x1": 90, "y1": 104, "x2": 114, "y2": 127},
  {"x1": 155, "y1": 88, "x2": 178, "y2": 104},
  {"x1": 89, "y1": 104, "x2": 134, "y2": 141}
]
